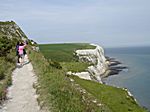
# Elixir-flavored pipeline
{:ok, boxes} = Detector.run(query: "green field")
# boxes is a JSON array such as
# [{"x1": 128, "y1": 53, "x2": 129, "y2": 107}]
[
  {"x1": 39, "y1": 43, "x2": 95, "y2": 72},
  {"x1": 39, "y1": 43, "x2": 96, "y2": 62},
  {"x1": 29, "y1": 43, "x2": 147, "y2": 112}
]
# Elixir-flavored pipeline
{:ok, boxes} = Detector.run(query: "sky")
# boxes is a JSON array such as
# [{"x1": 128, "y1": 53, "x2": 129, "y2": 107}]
[{"x1": 0, "y1": 0, "x2": 150, "y2": 47}]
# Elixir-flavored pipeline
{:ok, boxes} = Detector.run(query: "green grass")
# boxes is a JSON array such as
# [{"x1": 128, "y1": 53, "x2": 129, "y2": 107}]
[
  {"x1": 37, "y1": 43, "x2": 147, "y2": 112},
  {"x1": 0, "y1": 27, "x2": 19, "y2": 102},
  {"x1": 29, "y1": 48, "x2": 103, "y2": 112},
  {"x1": 0, "y1": 53, "x2": 16, "y2": 102},
  {"x1": 73, "y1": 76, "x2": 146, "y2": 112},
  {"x1": 60, "y1": 62, "x2": 90, "y2": 72},
  {"x1": 39, "y1": 43, "x2": 94, "y2": 72},
  {"x1": 39, "y1": 43, "x2": 96, "y2": 62}
]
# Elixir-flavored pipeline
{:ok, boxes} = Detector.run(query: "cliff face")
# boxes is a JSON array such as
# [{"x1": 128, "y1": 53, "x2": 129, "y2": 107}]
[
  {"x1": 0, "y1": 21, "x2": 27, "y2": 41},
  {"x1": 70, "y1": 44, "x2": 108, "y2": 83}
]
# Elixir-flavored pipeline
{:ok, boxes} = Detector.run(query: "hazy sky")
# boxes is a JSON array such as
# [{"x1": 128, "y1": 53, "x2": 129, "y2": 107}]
[{"x1": 0, "y1": 0, "x2": 150, "y2": 47}]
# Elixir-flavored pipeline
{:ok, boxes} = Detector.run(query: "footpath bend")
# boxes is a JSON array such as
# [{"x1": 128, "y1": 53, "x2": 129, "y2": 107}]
[{"x1": 0, "y1": 57, "x2": 42, "y2": 112}]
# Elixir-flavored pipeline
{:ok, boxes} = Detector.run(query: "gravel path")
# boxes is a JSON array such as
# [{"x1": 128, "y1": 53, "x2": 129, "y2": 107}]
[{"x1": 0, "y1": 61, "x2": 42, "y2": 112}]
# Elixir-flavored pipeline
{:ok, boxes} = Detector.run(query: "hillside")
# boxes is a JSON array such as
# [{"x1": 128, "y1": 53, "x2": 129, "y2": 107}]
[
  {"x1": 0, "y1": 21, "x2": 28, "y2": 102},
  {"x1": 32, "y1": 43, "x2": 146, "y2": 112},
  {"x1": 0, "y1": 21, "x2": 44, "y2": 112},
  {"x1": 0, "y1": 21, "x2": 27, "y2": 40}
]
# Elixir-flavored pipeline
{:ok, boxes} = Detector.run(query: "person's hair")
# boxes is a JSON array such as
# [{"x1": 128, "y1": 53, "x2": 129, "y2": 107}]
[{"x1": 20, "y1": 42, "x2": 24, "y2": 46}]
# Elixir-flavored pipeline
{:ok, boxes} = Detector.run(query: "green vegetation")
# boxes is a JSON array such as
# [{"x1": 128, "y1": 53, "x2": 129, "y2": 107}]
[
  {"x1": 29, "y1": 48, "x2": 103, "y2": 112},
  {"x1": 0, "y1": 21, "x2": 15, "y2": 25},
  {"x1": 0, "y1": 36, "x2": 16, "y2": 102},
  {"x1": 73, "y1": 76, "x2": 146, "y2": 112},
  {"x1": 0, "y1": 36, "x2": 18, "y2": 56},
  {"x1": 0, "y1": 21, "x2": 24, "y2": 102},
  {"x1": 39, "y1": 43, "x2": 96, "y2": 62},
  {"x1": 36, "y1": 43, "x2": 146, "y2": 112},
  {"x1": 60, "y1": 62, "x2": 90, "y2": 72},
  {"x1": 39, "y1": 43, "x2": 95, "y2": 72},
  {"x1": 0, "y1": 21, "x2": 28, "y2": 39}
]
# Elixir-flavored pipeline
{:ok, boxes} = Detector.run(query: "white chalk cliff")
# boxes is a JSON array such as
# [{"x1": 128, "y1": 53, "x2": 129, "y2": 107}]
[{"x1": 68, "y1": 44, "x2": 108, "y2": 83}]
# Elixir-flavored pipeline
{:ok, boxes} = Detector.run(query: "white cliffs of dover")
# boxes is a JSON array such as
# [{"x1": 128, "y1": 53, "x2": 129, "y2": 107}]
[{"x1": 67, "y1": 44, "x2": 109, "y2": 83}]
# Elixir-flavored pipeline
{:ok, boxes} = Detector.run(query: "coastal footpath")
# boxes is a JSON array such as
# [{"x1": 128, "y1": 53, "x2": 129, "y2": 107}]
[{"x1": 0, "y1": 21, "x2": 147, "y2": 112}]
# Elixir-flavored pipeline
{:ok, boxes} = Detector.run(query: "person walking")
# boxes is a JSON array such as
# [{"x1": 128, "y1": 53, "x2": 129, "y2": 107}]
[{"x1": 18, "y1": 42, "x2": 26, "y2": 65}]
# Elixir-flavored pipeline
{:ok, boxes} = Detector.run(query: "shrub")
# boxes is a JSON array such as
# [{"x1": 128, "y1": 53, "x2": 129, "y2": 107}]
[
  {"x1": 5, "y1": 52, "x2": 16, "y2": 63},
  {"x1": 0, "y1": 36, "x2": 15, "y2": 56},
  {"x1": 0, "y1": 69, "x2": 5, "y2": 80},
  {"x1": 0, "y1": 59, "x2": 6, "y2": 80},
  {"x1": 48, "y1": 60, "x2": 62, "y2": 69}
]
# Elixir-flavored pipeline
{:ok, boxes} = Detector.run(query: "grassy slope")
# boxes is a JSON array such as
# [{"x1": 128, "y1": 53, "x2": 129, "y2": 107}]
[
  {"x1": 38, "y1": 43, "x2": 146, "y2": 112},
  {"x1": 29, "y1": 47, "x2": 104, "y2": 112},
  {"x1": 73, "y1": 76, "x2": 145, "y2": 112}
]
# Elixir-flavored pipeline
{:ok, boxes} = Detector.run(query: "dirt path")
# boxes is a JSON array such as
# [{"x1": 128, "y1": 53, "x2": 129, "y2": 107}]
[{"x1": 0, "y1": 61, "x2": 42, "y2": 112}]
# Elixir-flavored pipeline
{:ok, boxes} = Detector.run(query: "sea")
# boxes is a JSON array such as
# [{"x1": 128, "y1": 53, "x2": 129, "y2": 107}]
[{"x1": 105, "y1": 46, "x2": 150, "y2": 110}]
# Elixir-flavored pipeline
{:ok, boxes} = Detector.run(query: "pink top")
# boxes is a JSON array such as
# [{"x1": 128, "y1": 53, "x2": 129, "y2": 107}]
[{"x1": 18, "y1": 45, "x2": 25, "y2": 55}]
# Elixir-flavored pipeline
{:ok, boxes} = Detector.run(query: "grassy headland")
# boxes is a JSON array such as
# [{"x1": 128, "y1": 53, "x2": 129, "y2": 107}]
[{"x1": 29, "y1": 43, "x2": 146, "y2": 112}]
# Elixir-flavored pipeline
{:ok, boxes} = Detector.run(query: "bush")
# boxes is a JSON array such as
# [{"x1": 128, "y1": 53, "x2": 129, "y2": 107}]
[
  {"x1": 0, "y1": 69, "x2": 5, "y2": 80},
  {"x1": 0, "y1": 36, "x2": 16, "y2": 56},
  {"x1": 48, "y1": 60, "x2": 62, "y2": 69},
  {"x1": 5, "y1": 52, "x2": 16, "y2": 63},
  {"x1": 0, "y1": 59, "x2": 6, "y2": 80}
]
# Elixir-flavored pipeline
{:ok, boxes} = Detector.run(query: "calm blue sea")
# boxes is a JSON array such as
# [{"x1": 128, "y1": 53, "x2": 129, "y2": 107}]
[{"x1": 105, "y1": 46, "x2": 150, "y2": 110}]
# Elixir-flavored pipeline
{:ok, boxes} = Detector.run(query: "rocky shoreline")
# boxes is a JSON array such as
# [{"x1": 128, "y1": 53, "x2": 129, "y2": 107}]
[
  {"x1": 104, "y1": 56, "x2": 127, "y2": 76},
  {"x1": 101, "y1": 56, "x2": 128, "y2": 83}
]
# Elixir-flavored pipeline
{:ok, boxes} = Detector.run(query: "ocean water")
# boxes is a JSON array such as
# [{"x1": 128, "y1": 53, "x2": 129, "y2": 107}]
[{"x1": 105, "y1": 46, "x2": 150, "y2": 110}]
